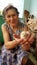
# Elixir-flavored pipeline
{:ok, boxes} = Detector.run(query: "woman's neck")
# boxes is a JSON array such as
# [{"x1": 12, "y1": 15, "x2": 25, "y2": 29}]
[{"x1": 11, "y1": 23, "x2": 19, "y2": 33}]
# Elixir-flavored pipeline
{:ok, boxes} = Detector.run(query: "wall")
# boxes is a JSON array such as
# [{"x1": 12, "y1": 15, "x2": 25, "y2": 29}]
[
  {"x1": 24, "y1": 0, "x2": 31, "y2": 12},
  {"x1": 22, "y1": 0, "x2": 31, "y2": 18},
  {"x1": 24, "y1": 0, "x2": 37, "y2": 18},
  {"x1": 30, "y1": 0, "x2": 37, "y2": 17}
]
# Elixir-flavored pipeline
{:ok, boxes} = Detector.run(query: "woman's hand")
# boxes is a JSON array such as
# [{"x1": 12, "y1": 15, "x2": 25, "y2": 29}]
[
  {"x1": 13, "y1": 34, "x2": 30, "y2": 51},
  {"x1": 13, "y1": 33, "x2": 35, "y2": 51},
  {"x1": 13, "y1": 34, "x2": 20, "y2": 39},
  {"x1": 13, "y1": 34, "x2": 28, "y2": 44},
  {"x1": 28, "y1": 33, "x2": 35, "y2": 44},
  {"x1": 13, "y1": 34, "x2": 24, "y2": 44},
  {"x1": 21, "y1": 42, "x2": 30, "y2": 51},
  {"x1": 21, "y1": 32, "x2": 35, "y2": 51},
  {"x1": 21, "y1": 32, "x2": 35, "y2": 45}
]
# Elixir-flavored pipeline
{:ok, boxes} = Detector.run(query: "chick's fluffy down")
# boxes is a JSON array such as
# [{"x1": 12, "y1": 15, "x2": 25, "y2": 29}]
[{"x1": 20, "y1": 31, "x2": 31, "y2": 39}]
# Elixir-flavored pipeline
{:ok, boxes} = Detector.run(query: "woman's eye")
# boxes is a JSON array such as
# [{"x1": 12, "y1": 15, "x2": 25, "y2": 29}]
[
  {"x1": 7, "y1": 15, "x2": 11, "y2": 18},
  {"x1": 7, "y1": 14, "x2": 17, "y2": 18},
  {"x1": 13, "y1": 14, "x2": 16, "y2": 16}
]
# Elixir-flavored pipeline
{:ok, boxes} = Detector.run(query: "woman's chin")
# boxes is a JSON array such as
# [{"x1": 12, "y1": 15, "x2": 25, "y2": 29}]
[{"x1": 11, "y1": 24, "x2": 17, "y2": 27}]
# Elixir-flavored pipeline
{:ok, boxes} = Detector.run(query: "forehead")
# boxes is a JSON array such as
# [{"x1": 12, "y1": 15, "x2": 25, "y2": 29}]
[{"x1": 5, "y1": 9, "x2": 17, "y2": 15}]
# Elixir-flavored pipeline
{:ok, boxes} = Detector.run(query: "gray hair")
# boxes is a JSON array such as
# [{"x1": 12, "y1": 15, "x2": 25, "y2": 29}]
[{"x1": 2, "y1": 4, "x2": 19, "y2": 18}]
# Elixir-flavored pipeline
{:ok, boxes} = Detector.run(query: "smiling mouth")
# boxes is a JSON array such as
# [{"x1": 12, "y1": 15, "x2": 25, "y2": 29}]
[{"x1": 10, "y1": 21, "x2": 15, "y2": 23}]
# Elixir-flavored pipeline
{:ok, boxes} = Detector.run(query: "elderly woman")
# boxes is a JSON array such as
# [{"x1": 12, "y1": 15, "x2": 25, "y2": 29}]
[{"x1": 1, "y1": 4, "x2": 35, "y2": 65}]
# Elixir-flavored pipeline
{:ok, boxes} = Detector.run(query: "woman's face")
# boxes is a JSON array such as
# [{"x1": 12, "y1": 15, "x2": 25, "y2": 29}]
[{"x1": 5, "y1": 9, "x2": 19, "y2": 27}]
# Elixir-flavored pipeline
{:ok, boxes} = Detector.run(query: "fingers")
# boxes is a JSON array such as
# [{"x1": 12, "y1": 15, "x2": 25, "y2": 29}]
[
  {"x1": 28, "y1": 33, "x2": 35, "y2": 44},
  {"x1": 13, "y1": 34, "x2": 18, "y2": 38},
  {"x1": 19, "y1": 39, "x2": 24, "y2": 43},
  {"x1": 21, "y1": 42, "x2": 30, "y2": 51},
  {"x1": 16, "y1": 38, "x2": 24, "y2": 44},
  {"x1": 20, "y1": 38, "x2": 28, "y2": 44},
  {"x1": 13, "y1": 34, "x2": 20, "y2": 39}
]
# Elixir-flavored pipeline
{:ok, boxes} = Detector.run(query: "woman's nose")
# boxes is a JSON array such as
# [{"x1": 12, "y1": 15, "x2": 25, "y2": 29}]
[
  {"x1": 10, "y1": 16, "x2": 13, "y2": 20},
  {"x1": 10, "y1": 16, "x2": 14, "y2": 22}
]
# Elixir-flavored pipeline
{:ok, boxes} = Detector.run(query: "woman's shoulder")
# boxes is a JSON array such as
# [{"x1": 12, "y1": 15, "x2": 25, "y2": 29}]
[
  {"x1": 1, "y1": 22, "x2": 7, "y2": 27},
  {"x1": 1, "y1": 22, "x2": 9, "y2": 28},
  {"x1": 1, "y1": 23, "x2": 8, "y2": 31},
  {"x1": 1, "y1": 23, "x2": 6, "y2": 28}
]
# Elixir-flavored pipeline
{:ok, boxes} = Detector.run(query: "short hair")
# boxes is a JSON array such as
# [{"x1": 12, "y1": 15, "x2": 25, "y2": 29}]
[{"x1": 2, "y1": 4, "x2": 19, "y2": 18}]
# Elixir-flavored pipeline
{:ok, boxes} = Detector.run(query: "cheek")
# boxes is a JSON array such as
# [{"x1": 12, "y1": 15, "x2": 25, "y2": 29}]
[
  {"x1": 14, "y1": 16, "x2": 18, "y2": 20},
  {"x1": 5, "y1": 18, "x2": 11, "y2": 23}
]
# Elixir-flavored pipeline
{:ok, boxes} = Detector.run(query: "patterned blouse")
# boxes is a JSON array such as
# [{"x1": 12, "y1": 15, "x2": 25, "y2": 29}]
[{"x1": 1, "y1": 20, "x2": 28, "y2": 65}]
